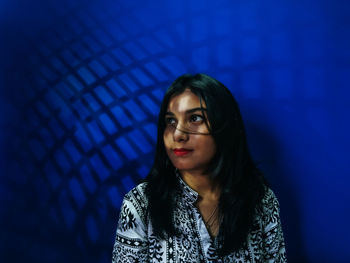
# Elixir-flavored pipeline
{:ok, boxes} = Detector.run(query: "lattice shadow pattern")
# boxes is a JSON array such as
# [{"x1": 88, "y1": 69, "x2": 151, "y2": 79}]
[{"x1": 8, "y1": 1, "x2": 191, "y2": 262}]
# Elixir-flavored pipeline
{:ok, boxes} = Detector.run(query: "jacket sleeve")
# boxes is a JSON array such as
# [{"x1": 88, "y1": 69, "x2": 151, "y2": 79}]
[
  {"x1": 112, "y1": 196, "x2": 148, "y2": 263},
  {"x1": 261, "y1": 189, "x2": 288, "y2": 262}
]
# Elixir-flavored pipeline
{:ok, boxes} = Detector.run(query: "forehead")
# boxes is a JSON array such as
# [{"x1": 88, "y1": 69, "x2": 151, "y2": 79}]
[{"x1": 167, "y1": 89, "x2": 205, "y2": 112}]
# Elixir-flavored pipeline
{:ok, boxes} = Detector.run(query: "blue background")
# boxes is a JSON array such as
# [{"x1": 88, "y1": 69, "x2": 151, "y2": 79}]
[{"x1": 1, "y1": 0, "x2": 349, "y2": 262}]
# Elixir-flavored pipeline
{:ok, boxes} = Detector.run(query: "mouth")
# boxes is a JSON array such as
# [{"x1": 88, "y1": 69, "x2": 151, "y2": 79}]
[{"x1": 173, "y1": 148, "x2": 193, "y2": 156}]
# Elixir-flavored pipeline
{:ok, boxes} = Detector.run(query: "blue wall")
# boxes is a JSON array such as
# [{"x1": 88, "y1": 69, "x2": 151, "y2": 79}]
[{"x1": 1, "y1": 0, "x2": 349, "y2": 262}]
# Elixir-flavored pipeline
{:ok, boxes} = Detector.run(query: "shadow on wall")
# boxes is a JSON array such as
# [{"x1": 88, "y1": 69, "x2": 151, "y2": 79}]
[{"x1": 246, "y1": 122, "x2": 308, "y2": 263}]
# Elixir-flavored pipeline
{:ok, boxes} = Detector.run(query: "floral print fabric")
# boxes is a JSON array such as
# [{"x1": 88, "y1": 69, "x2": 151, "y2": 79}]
[{"x1": 112, "y1": 176, "x2": 287, "y2": 262}]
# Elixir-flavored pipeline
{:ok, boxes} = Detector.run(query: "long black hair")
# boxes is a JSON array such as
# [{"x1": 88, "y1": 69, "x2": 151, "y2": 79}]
[{"x1": 145, "y1": 73, "x2": 267, "y2": 255}]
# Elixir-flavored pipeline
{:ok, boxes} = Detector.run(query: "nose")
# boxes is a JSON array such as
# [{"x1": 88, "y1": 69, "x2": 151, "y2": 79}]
[{"x1": 172, "y1": 124, "x2": 189, "y2": 142}]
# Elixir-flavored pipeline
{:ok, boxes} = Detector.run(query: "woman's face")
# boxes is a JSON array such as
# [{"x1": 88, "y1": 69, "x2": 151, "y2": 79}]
[{"x1": 163, "y1": 89, "x2": 216, "y2": 174}]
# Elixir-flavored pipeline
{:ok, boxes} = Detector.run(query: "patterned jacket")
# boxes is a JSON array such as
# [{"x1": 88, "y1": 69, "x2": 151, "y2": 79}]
[{"x1": 112, "y1": 176, "x2": 287, "y2": 262}]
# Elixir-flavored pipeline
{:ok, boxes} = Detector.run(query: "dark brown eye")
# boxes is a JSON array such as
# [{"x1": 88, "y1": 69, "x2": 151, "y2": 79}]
[
  {"x1": 165, "y1": 117, "x2": 176, "y2": 125},
  {"x1": 190, "y1": 114, "x2": 203, "y2": 123}
]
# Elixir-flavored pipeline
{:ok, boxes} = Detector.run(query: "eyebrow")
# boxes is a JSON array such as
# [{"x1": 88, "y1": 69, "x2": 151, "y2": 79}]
[{"x1": 165, "y1": 107, "x2": 207, "y2": 116}]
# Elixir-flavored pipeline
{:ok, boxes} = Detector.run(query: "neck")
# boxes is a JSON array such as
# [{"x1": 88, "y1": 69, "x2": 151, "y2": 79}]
[{"x1": 180, "y1": 170, "x2": 220, "y2": 200}]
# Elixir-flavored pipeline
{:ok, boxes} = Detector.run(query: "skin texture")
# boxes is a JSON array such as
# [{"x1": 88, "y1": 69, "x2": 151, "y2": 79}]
[
  {"x1": 163, "y1": 89, "x2": 220, "y2": 238},
  {"x1": 163, "y1": 89, "x2": 216, "y2": 176}
]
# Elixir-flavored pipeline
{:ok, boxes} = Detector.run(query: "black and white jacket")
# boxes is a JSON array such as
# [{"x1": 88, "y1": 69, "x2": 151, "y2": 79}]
[{"x1": 112, "y1": 176, "x2": 287, "y2": 262}]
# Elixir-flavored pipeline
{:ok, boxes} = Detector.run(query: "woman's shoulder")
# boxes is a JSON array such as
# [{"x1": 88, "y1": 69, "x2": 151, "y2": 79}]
[
  {"x1": 255, "y1": 186, "x2": 282, "y2": 229},
  {"x1": 123, "y1": 182, "x2": 149, "y2": 216},
  {"x1": 117, "y1": 182, "x2": 149, "y2": 237},
  {"x1": 124, "y1": 182, "x2": 148, "y2": 199},
  {"x1": 124, "y1": 182, "x2": 148, "y2": 202},
  {"x1": 260, "y1": 186, "x2": 280, "y2": 209}
]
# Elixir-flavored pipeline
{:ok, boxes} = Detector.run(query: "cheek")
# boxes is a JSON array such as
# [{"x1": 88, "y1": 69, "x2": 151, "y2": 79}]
[
  {"x1": 208, "y1": 140, "x2": 217, "y2": 156},
  {"x1": 198, "y1": 136, "x2": 216, "y2": 156},
  {"x1": 163, "y1": 131, "x2": 171, "y2": 150}
]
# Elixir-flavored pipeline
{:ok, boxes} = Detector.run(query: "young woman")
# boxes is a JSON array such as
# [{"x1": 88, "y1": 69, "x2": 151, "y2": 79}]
[{"x1": 112, "y1": 74, "x2": 287, "y2": 262}]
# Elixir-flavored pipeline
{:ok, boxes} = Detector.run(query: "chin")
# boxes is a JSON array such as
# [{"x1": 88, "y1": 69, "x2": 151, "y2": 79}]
[
  {"x1": 170, "y1": 161, "x2": 191, "y2": 171},
  {"x1": 172, "y1": 162, "x2": 200, "y2": 172}
]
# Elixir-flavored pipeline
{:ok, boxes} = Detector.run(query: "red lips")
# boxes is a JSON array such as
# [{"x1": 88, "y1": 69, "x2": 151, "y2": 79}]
[{"x1": 173, "y1": 148, "x2": 193, "y2": 156}]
